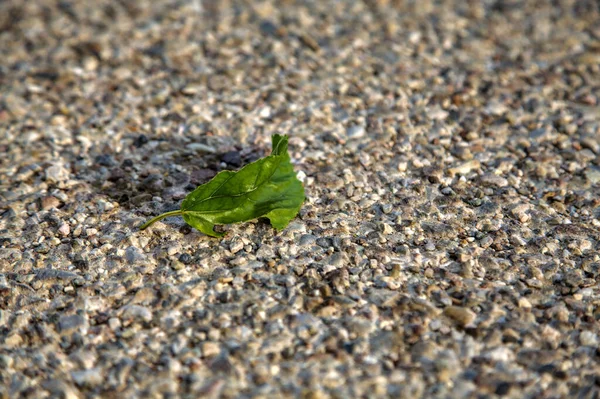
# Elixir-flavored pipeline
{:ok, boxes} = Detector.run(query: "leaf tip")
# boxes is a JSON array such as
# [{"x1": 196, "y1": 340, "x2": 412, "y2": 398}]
[{"x1": 271, "y1": 134, "x2": 289, "y2": 156}]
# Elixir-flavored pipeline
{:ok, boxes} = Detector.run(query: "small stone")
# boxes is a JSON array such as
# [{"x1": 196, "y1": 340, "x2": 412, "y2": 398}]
[
  {"x1": 526, "y1": 279, "x2": 543, "y2": 289},
  {"x1": 71, "y1": 368, "x2": 103, "y2": 388},
  {"x1": 529, "y1": 126, "x2": 555, "y2": 143},
  {"x1": 58, "y1": 314, "x2": 88, "y2": 335},
  {"x1": 429, "y1": 108, "x2": 449, "y2": 120},
  {"x1": 0, "y1": 310, "x2": 10, "y2": 327},
  {"x1": 108, "y1": 317, "x2": 121, "y2": 331},
  {"x1": 181, "y1": 85, "x2": 201, "y2": 95},
  {"x1": 229, "y1": 237, "x2": 244, "y2": 254},
  {"x1": 178, "y1": 253, "x2": 192, "y2": 264},
  {"x1": 485, "y1": 100, "x2": 507, "y2": 116},
  {"x1": 259, "y1": 20, "x2": 280, "y2": 36},
  {"x1": 585, "y1": 168, "x2": 600, "y2": 185},
  {"x1": 221, "y1": 151, "x2": 242, "y2": 167},
  {"x1": 299, "y1": 234, "x2": 317, "y2": 246},
  {"x1": 448, "y1": 160, "x2": 480, "y2": 176},
  {"x1": 120, "y1": 305, "x2": 153, "y2": 323},
  {"x1": 510, "y1": 204, "x2": 531, "y2": 222},
  {"x1": 3, "y1": 333, "x2": 22, "y2": 348},
  {"x1": 579, "y1": 331, "x2": 598, "y2": 346},
  {"x1": 138, "y1": 174, "x2": 164, "y2": 192},
  {"x1": 452, "y1": 146, "x2": 473, "y2": 161},
  {"x1": 133, "y1": 134, "x2": 149, "y2": 148},
  {"x1": 518, "y1": 298, "x2": 532, "y2": 309},
  {"x1": 381, "y1": 223, "x2": 394, "y2": 235},
  {"x1": 0, "y1": 354, "x2": 13, "y2": 369},
  {"x1": 97, "y1": 199, "x2": 114, "y2": 213},
  {"x1": 510, "y1": 234, "x2": 527, "y2": 246},
  {"x1": 125, "y1": 246, "x2": 146, "y2": 264},
  {"x1": 423, "y1": 166, "x2": 443, "y2": 183},
  {"x1": 484, "y1": 347, "x2": 514, "y2": 363},
  {"x1": 58, "y1": 223, "x2": 71, "y2": 237},
  {"x1": 443, "y1": 306, "x2": 476, "y2": 327},
  {"x1": 303, "y1": 389, "x2": 328, "y2": 399},
  {"x1": 346, "y1": 125, "x2": 366, "y2": 139},
  {"x1": 480, "y1": 174, "x2": 508, "y2": 188},
  {"x1": 187, "y1": 143, "x2": 217, "y2": 153},
  {"x1": 40, "y1": 196, "x2": 61, "y2": 210},
  {"x1": 171, "y1": 260, "x2": 185, "y2": 270},
  {"x1": 381, "y1": 203, "x2": 393, "y2": 214},
  {"x1": 581, "y1": 137, "x2": 600, "y2": 154},
  {"x1": 41, "y1": 379, "x2": 80, "y2": 399},
  {"x1": 166, "y1": 245, "x2": 180, "y2": 256},
  {"x1": 95, "y1": 154, "x2": 115, "y2": 167},
  {"x1": 45, "y1": 164, "x2": 69, "y2": 183},
  {"x1": 85, "y1": 228, "x2": 98, "y2": 237},
  {"x1": 132, "y1": 287, "x2": 156, "y2": 305},
  {"x1": 298, "y1": 33, "x2": 320, "y2": 52},
  {"x1": 201, "y1": 342, "x2": 221, "y2": 358}
]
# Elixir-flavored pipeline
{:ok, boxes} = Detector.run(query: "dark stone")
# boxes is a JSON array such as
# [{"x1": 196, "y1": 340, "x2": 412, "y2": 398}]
[
  {"x1": 121, "y1": 159, "x2": 134, "y2": 168},
  {"x1": 179, "y1": 253, "x2": 192, "y2": 264},
  {"x1": 108, "y1": 167, "x2": 126, "y2": 182},
  {"x1": 32, "y1": 70, "x2": 59, "y2": 81},
  {"x1": 316, "y1": 237, "x2": 333, "y2": 248},
  {"x1": 221, "y1": 151, "x2": 242, "y2": 167},
  {"x1": 538, "y1": 364, "x2": 555, "y2": 374},
  {"x1": 1, "y1": 208, "x2": 16, "y2": 220},
  {"x1": 298, "y1": 234, "x2": 317, "y2": 246},
  {"x1": 190, "y1": 169, "x2": 216, "y2": 185},
  {"x1": 73, "y1": 254, "x2": 89, "y2": 270},
  {"x1": 259, "y1": 20, "x2": 279, "y2": 36},
  {"x1": 164, "y1": 112, "x2": 185, "y2": 123},
  {"x1": 495, "y1": 382, "x2": 511, "y2": 396},
  {"x1": 133, "y1": 134, "x2": 149, "y2": 148},
  {"x1": 210, "y1": 353, "x2": 234, "y2": 375},
  {"x1": 138, "y1": 174, "x2": 164, "y2": 192},
  {"x1": 95, "y1": 154, "x2": 115, "y2": 167},
  {"x1": 144, "y1": 41, "x2": 165, "y2": 58},
  {"x1": 165, "y1": 171, "x2": 190, "y2": 187},
  {"x1": 58, "y1": 314, "x2": 87, "y2": 333}
]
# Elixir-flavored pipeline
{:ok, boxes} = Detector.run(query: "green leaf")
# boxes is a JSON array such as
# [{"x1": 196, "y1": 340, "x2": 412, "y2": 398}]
[{"x1": 140, "y1": 134, "x2": 305, "y2": 237}]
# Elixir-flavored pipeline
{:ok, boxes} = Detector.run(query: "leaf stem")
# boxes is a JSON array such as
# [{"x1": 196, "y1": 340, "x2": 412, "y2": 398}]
[{"x1": 139, "y1": 209, "x2": 183, "y2": 230}]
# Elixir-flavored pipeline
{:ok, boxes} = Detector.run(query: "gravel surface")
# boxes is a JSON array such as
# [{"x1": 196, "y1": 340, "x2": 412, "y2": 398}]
[{"x1": 1, "y1": 0, "x2": 600, "y2": 398}]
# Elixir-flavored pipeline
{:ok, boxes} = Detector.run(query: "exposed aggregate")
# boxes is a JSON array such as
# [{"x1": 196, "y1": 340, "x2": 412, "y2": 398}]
[{"x1": 1, "y1": 0, "x2": 600, "y2": 398}]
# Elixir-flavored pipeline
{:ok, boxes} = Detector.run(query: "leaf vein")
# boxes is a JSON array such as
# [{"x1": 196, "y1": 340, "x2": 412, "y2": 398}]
[{"x1": 184, "y1": 157, "x2": 284, "y2": 210}]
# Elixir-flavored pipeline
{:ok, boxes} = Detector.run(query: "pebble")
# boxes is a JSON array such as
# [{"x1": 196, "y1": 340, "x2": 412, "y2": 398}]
[
  {"x1": 480, "y1": 173, "x2": 509, "y2": 188},
  {"x1": 201, "y1": 342, "x2": 221, "y2": 358},
  {"x1": 229, "y1": 237, "x2": 244, "y2": 254},
  {"x1": 585, "y1": 168, "x2": 600, "y2": 185},
  {"x1": 221, "y1": 151, "x2": 242, "y2": 167},
  {"x1": 299, "y1": 234, "x2": 317, "y2": 246},
  {"x1": 443, "y1": 306, "x2": 476, "y2": 327},
  {"x1": 40, "y1": 196, "x2": 61, "y2": 210},
  {"x1": 45, "y1": 164, "x2": 70, "y2": 183},
  {"x1": 448, "y1": 160, "x2": 480, "y2": 176},
  {"x1": 187, "y1": 143, "x2": 217, "y2": 153},
  {"x1": 58, "y1": 314, "x2": 88, "y2": 335},
  {"x1": 71, "y1": 369, "x2": 103, "y2": 388},
  {"x1": 346, "y1": 125, "x2": 366, "y2": 139},
  {"x1": 108, "y1": 317, "x2": 121, "y2": 331},
  {"x1": 120, "y1": 305, "x2": 153, "y2": 323},
  {"x1": 56, "y1": 223, "x2": 71, "y2": 237},
  {"x1": 125, "y1": 246, "x2": 146, "y2": 264},
  {"x1": 0, "y1": 354, "x2": 13, "y2": 369}
]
